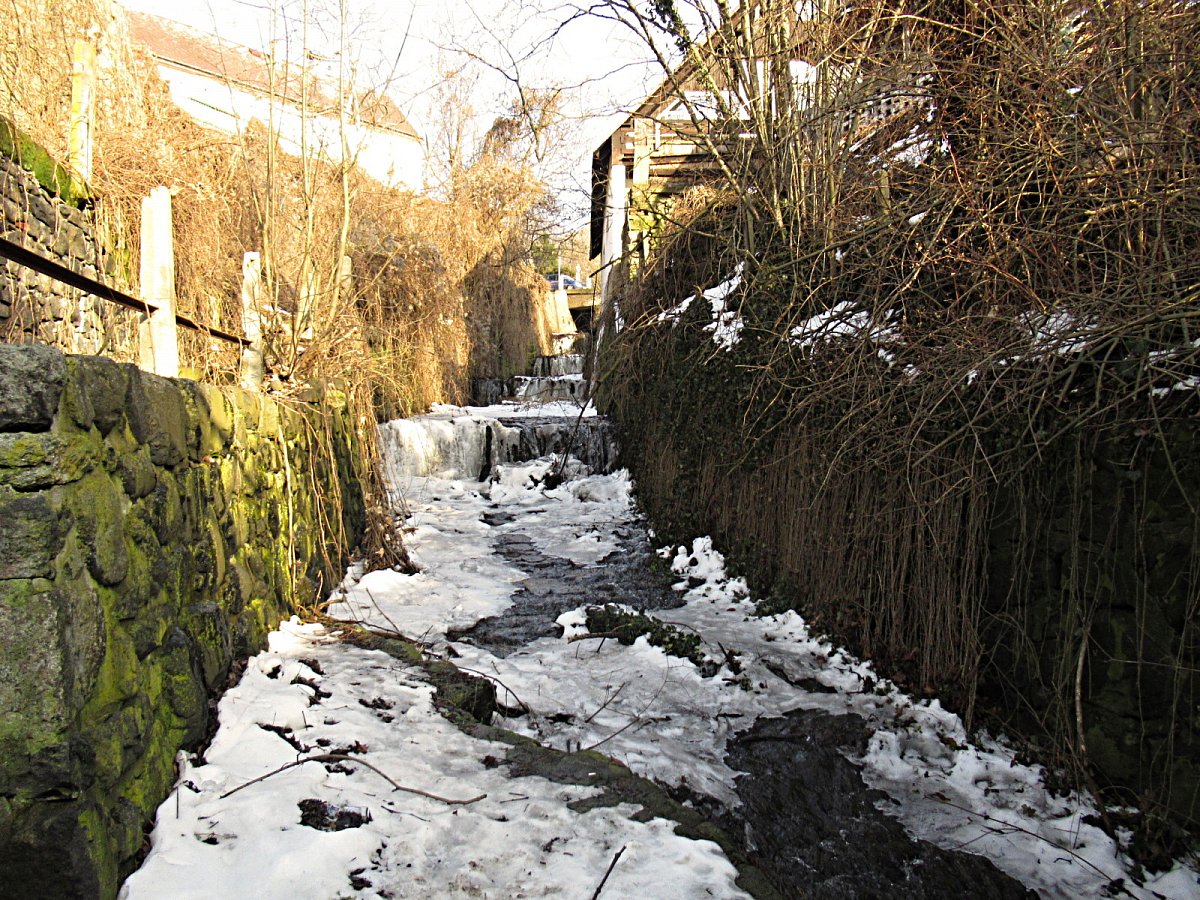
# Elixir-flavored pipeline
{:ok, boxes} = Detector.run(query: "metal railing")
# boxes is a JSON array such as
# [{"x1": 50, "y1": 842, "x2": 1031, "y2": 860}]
[{"x1": 0, "y1": 235, "x2": 250, "y2": 348}]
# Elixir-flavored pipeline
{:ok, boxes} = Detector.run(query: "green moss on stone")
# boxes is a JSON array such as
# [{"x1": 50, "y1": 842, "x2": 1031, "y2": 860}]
[
  {"x1": 0, "y1": 579, "x2": 68, "y2": 786},
  {"x1": 77, "y1": 805, "x2": 118, "y2": 900},
  {"x1": 0, "y1": 488, "x2": 64, "y2": 580},
  {"x1": 0, "y1": 115, "x2": 89, "y2": 204},
  {"x1": 82, "y1": 623, "x2": 140, "y2": 723},
  {"x1": 67, "y1": 472, "x2": 129, "y2": 587},
  {"x1": 0, "y1": 432, "x2": 100, "y2": 490}
]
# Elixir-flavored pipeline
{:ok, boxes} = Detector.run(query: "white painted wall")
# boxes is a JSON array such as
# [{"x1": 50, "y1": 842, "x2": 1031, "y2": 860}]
[{"x1": 153, "y1": 65, "x2": 425, "y2": 191}]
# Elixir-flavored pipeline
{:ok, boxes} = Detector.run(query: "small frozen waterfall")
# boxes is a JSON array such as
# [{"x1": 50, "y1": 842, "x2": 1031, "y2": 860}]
[
  {"x1": 510, "y1": 375, "x2": 586, "y2": 402},
  {"x1": 378, "y1": 411, "x2": 618, "y2": 482},
  {"x1": 513, "y1": 354, "x2": 587, "y2": 401},
  {"x1": 470, "y1": 355, "x2": 589, "y2": 406},
  {"x1": 530, "y1": 354, "x2": 584, "y2": 377},
  {"x1": 381, "y1": 352, "x2": 612, "y2": 483}
]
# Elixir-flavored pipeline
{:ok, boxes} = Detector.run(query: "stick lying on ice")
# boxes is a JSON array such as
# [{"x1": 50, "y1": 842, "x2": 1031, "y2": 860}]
[{"x1": 219, "y1": 752, "x2": 487, "y2": 805}]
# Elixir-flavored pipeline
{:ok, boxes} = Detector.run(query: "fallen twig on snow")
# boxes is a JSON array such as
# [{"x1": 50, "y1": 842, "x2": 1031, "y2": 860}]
[
  {"x1": 929, "y1": 791, "x2": 1125, "y2": 887},
  {"x1": 583, "y1": 683, "x2": 627, "y2": 724},
  {"x1": 590, "y1": 844, "x2": 627, "y2": 900},
  {"x1": 219, "y1": 753, "x2": 486, "y2": 806},
  {"x1": 568, "y1": 631, "x2": 622, "y2": 644},
  {"x1": 582, "y1": 673, "x2": 670, "y2": 753}
]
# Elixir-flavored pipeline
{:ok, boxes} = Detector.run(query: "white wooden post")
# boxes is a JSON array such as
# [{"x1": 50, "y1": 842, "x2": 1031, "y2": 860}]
[
  {"x1": 67, "y1": 38, "x2": 96, "y2": 192},
  {"x1": 240, "y1": 252, "x2": 264, "y2": 390},
  {"x1": 138, "y1": 187, "x2": 180, "y2": 377},
  {"x1": 599, "y1": 162, "x2": 627, "y2": 333}
]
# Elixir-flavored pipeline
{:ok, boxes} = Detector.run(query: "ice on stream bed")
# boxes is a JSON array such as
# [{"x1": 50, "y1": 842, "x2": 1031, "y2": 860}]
[{"x1": 124, "y1": 406, "x2": 1199, "y2": 900}]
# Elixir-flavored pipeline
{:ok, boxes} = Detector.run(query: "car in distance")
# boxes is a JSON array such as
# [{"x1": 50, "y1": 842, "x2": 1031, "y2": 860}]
[{"x1": 545, "y1": 273, "x2": 585, "y2": 290}]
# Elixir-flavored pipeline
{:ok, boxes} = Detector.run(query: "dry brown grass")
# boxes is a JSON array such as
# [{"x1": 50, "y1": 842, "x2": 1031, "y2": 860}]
[
  {"x1": 1, "y1": 0, "x2": 558, "y2": 570},
  {"x1": 1, "y1": 0, "x2": 558, "y2": 400}
]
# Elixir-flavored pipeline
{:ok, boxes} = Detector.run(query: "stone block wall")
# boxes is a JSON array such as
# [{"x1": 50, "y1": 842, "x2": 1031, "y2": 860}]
[
  {"x1": 0, "y1": 343, "x2": 366, "y2": 897},
  {"x1": 982, "y1": 419, "x2": 1200, "y2": 827},
  {"x1": 0, "y1": 117, "x2": 138, "y2": 358}
]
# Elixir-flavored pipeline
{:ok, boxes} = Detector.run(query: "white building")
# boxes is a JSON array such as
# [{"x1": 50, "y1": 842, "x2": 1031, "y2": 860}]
[{"x1": 126, "y1": 11, "x2": 424, "y2": 191}]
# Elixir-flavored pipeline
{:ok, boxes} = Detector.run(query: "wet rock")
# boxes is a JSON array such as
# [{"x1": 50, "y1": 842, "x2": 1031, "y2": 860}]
[
  {"x1": 450, "y1": 525, "x2": 682, "y2": 656},
  {"x1": 298, "y1": 799, "x2": 372, "y2": 832},
  {"x1": 725, "y1": 708, "x2": 1036, "y2": 899}
]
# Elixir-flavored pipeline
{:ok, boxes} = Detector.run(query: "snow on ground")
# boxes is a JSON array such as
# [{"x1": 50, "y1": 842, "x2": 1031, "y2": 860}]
[
  {"x1": 453, "y1": 532, "x2": 1197, "y2": 899},
  {"x1": 332, "y1": 477, "x2": 526, "y2": 640},
  {"x1": 126, "y1": 412, "x2": 1200, "y2": 899},
  {"x1": 121, "y1": 619, "x2": 743, "y2": 900}
]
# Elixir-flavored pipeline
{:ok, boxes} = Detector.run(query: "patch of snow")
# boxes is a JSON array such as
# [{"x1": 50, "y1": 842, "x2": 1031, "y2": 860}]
[
  {"x1": 655, "y1": 295, "x2": 693, "y2": 324},
  {"x1": 465, "y1": 529, "x2": 1200, "y2": 899},
  {"x1": 126, "y1": 432, "x2": 1200, "y2": 900},
  {"x1": 122, "y1": 618, "x2": 745, "y2": 900},
  {"x1": 1023, "y1": 309, "x2": 1092, "y2": 354},
  {"x1": 656, "y1": 265, "x2": 746, "y2": 350},
  {"x1": 1151, "y1": 374, "x2": 1200, "y2": 398},
  {"x1": 790, "y1": 301, "x2": 899, "y2": 352},
  {"x1": 701, "y1": 264, "x2": 746, "y2": 351}
]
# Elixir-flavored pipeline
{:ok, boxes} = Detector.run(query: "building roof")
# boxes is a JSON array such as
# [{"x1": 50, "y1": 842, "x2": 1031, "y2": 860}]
[{"x1": 125, "y1": 10, "x2": 420, "y2": 141}]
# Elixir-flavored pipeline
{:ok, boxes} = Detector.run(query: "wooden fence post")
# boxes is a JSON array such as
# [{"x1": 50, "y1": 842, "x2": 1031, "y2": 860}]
[
  {"x1": 68, "y1": 38, "x2": 96, "y2": 193},
  {"x1": 138, "y1": 187, "x2": 179, "y2": 377},
  {"x1": 240, "y1": 252, "x2": 264, "y2": 390}
]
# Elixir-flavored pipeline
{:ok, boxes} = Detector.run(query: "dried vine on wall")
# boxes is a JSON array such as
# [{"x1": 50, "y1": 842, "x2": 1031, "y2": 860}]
[{"x1": 597, "y1": 0, "x2": 1200, "y2": 851}]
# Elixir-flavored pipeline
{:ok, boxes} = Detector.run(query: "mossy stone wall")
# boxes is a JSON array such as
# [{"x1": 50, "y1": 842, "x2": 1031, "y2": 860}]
[
  {"x1": 0, "y1": 116, "x2": 137, "y2": 358},
  {"x1": 0, "y1": 343, "x2": 366, "y2": 897}
]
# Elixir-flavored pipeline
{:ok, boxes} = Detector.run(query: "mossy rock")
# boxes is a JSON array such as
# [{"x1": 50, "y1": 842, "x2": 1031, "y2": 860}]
[
  {"x1": 125, "y1": 372, "x2": 189, "y2": 468},
  {"x1": 0, "y1": 115, "x2": 89, "y2": 205},
  {"x1": 585, "y1": 604, "x2": 707, "y2": 668},
  {"x1": 0, "y1": 432, "x2": 100, "y2": 490},
  {"x1": 339, "y1": 627, "x2": 424, "y2": 665},
  {"x1": 0, "y1": 578, "x2": 70, "y2": 792},
  {"x1": 0, "y1": 343, "x2": 67, "y2": 433},
  {"x1": 71, "y1": 356, "x2": 131, "y2": 437},
  {"x1": 67, "y1": 471, "x2": 129, "y2": 587},
  {"x1": 0, "y1": 488, "x2": 64, "y2": 580},
  {"x1": 424, "y1": 660, "x2": 496, "y2": 725}
]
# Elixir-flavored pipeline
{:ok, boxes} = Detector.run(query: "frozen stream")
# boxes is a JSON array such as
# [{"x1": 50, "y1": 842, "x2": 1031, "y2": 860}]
[{"x1": 123, "y1": 400, "x2": 1198, "y2": 899}]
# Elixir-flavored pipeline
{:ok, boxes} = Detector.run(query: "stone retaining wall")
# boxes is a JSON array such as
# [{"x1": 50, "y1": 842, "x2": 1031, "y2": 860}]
[
  {"x1": 0, "y1": 343, "x2": 365, "y2": 897},
  {"x1": 0, "y1": 116, "x2": 138, "y2": 358}
]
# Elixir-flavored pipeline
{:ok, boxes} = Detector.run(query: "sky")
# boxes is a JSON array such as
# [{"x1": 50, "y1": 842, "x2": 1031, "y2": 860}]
[{"x1": 116, "y1": 0, "x2": 665, "y2": 228}]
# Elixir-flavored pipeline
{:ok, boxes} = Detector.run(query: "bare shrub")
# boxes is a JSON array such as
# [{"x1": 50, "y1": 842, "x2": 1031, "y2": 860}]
[{"x1": 599, "y1": 0, "x2": 1200, "y2": 845}]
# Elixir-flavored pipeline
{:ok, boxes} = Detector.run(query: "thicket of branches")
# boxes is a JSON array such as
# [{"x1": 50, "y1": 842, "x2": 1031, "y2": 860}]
[
  {"x1": 598, "y1": 0, "x2": 1200, "y2": 848},
  {"x1": 1, "y1": 0, "x2": 561, "y2": 578}
]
